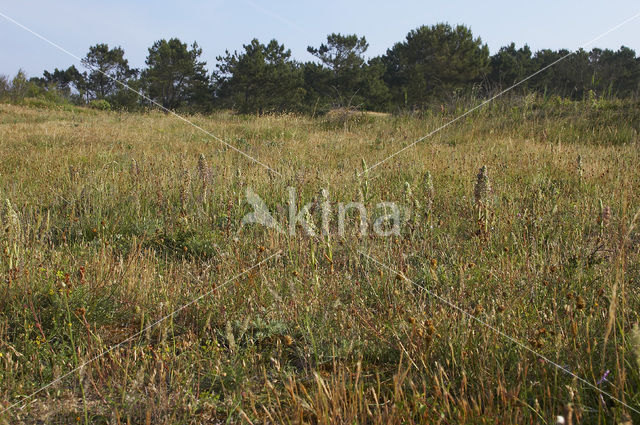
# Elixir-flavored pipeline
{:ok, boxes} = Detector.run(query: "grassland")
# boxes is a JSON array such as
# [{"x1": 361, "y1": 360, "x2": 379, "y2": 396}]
[{"x1": 0, "y1": 97, "x2": 639, "y2": 424}]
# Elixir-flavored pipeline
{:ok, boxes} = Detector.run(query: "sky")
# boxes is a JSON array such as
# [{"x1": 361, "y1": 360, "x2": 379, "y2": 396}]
[{"x1": 1, "y1": 0, "x2": 640, "y2": 77}]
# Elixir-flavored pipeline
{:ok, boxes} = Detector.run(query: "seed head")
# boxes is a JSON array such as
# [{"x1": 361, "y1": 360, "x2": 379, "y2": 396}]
[
  {"x1": 68, "y1": 165, "x2": 78, "y2": 183},
  {"x1": 197, "y1": 153, "x2": 212, "y2": 183},
  {"x1": 3, "y1": 199, "x2": 20, "y2": 235},
  {"x1": 404, "y1": 181, "x2": 413, "y2": 204},
  {"x1": 197, "y1": 153, "x2": 207, "y2": 174},
  {"x1": 474, "y1": 165, "x2": 492, "y2": 205},
  {"x1": 576, "y1": 154, "x2": 583, "y2": 178},
  {"x1": 130, "y1": 159, "x2": 139, "y2": 177},
  {"x1": 361, "y1": 158, "x2": 369, "y2": 179},
  {"x1": 631, "y1": 323, "x2": 640, "y2": 369}
]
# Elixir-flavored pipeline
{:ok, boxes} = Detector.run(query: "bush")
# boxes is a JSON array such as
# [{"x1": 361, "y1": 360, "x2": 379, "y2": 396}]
[
  {"x1": 0, "y1": 75, "x2": 9, "y2": 100},
  {"x1": 88, "y1": 99, "x2": 111, "y2": 110}
]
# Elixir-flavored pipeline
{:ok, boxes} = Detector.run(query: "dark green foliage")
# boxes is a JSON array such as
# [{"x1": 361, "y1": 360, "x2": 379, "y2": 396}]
[
  {"x1": 40, "y1": 66, "x2": 83, "y2": 96},
  {"x1": 488, "y1": 45, "x2": 640, "y2": 100},
  {"x1": 488, "y1": 43, "x2": 534, "y2": 90},
  {"x1": 12, "y1": 23, "x2": 640, "y2": 114},
  {"x1": 9, "y1": 69, "x2": 30, "y2": 101},
  {"x1": 588, "y1": 46, "x2": 640, "y2": 97},
  {"x1": 142, "y1": 38, "x2": 211, "y2": 111},
  {"x1": 215, "y1": 39, "x2": 305, "y2": 113},
  {"x1": 306, "y1": 33, "x2": 390, "y2": 110},
  {"x1": 36, "y1": 44, "x2": 139, "y2": 109},
  {"x1": 383, "y1": 23, "x2": 490, "y2": 108},
  {"x1": 308, "y1": 33, "x2": 369, "y2": 72},
  {"x1": 88, "y1": 99, "x2": 111, "y2": 110},
  {"x1": 80, "y1": 44, "x2": 138, "y2": 102}
]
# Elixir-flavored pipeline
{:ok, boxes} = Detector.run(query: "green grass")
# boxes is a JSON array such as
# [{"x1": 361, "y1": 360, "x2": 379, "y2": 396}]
[{"x1": 0, "y1": 97, "x2": 639, "y2": 424}]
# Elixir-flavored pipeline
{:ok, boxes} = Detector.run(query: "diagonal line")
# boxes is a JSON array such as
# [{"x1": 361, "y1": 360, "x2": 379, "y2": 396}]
[
  {"x1": 360, "y1": 10, "x2": 640, "y2": 176},
  {"x1": 0, "y1": 11, "x2": 282, "y2": 177},
  {"x1": 0, "y1": 251, "x2": 282, "y2": 416},
  {"x1": 357, "y1": 250, "x2": 640, "y2": 415}
]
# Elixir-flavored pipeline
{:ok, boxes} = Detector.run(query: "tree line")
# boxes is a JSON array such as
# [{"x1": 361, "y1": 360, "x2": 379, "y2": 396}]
[{"x1": 2, "y1": 23, "x2": 639, "y2": 114}]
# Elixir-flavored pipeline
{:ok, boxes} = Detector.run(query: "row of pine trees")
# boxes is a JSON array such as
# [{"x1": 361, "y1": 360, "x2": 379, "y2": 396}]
[{"x1": 3, "y1": 23, "x2": 640, "y2": 114}]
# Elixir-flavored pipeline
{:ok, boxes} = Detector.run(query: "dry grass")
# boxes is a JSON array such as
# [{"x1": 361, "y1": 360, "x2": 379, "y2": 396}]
[{"x1": 0, "y1": 98, "x2": 639, "y2": 424}]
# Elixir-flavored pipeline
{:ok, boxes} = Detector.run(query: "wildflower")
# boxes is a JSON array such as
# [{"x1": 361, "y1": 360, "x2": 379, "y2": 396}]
[
  {"x1": 576, "y1": 154, "x2": 583, "y2": 178},
  {"x1": 404, "y1": 182, "x2": 413, "y2": 204},
  {"x1": 474, "y1": 165, "x2": 491, "y2": 205},
  {"x1": 68, "y1": 165, "x2": 78, "y2": 183},
  {"x1": 3, "y1": 199, "x2": 20, "y2": 234},
  {"x1": 631, "y1": 323, "x2": 640, "y2": 369},
  {"x1": 197, "y1": 153, "x2": 208, "y2": 178},
  {"x1": 283, "y1": 335, "x2": 293, "y2": 346},
  {"x1": 596, "y1": 369, "x2": 610, "y2": 385},
  {"x1": 130, "y1": 159, "x2": 139, "y2": 177},
  {"x1": 180, "y1": 169, "x2": 191, "y2": 210},
  {"x1": 403, "y1": 182, "x2": 414, "y2": 224},
  {"x1": 225, "y1": 321, "x2": 236, "y2": 352}
]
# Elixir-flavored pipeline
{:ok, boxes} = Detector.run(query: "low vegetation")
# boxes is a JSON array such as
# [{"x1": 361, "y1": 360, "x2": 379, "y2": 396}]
[{"x1": 0, "y1": 97, "x2": 639, "y2": 423}]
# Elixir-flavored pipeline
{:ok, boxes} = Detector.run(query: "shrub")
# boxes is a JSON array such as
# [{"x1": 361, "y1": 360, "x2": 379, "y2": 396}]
[
  {"x1": 0, "y1": 74, "x2": 9, "y2": 100},
  {"x1": 88, "y1": 99, "x2": 111, "y2": 110}
]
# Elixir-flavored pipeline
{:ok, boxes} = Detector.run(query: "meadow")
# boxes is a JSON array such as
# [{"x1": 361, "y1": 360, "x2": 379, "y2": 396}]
[{"x1": 0, "y1": 96, "x2": 639, "y2": 424}]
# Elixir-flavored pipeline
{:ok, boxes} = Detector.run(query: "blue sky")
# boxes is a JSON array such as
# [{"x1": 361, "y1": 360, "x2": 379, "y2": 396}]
[{"x1": 1, "y1": 0, "x2": 639, "y2": 77}]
